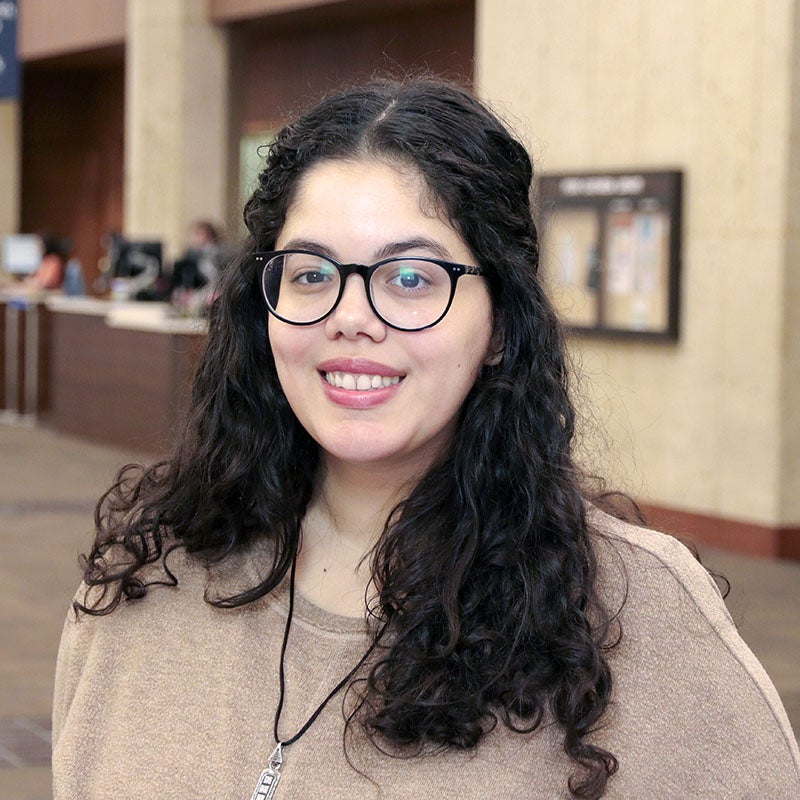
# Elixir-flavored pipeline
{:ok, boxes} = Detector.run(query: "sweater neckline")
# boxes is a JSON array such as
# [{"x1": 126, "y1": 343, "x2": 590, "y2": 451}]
[
  {"x1": 235, "y1": 539, "x2": 370, "y2": 637},
  {"x1": 270, "y1": 578, "x2": 370, "y2": 636}
]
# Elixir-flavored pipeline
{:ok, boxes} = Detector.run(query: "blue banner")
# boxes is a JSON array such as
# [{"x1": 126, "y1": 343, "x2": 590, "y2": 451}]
[{"x1": 0, "y1": 0, "x2": 19, "y2": 100}]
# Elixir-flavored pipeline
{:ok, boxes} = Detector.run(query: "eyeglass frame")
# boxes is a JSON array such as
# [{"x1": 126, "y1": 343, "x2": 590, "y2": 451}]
[{"x1": 254, "y1": 249, "x2": 486, "y2": 331}]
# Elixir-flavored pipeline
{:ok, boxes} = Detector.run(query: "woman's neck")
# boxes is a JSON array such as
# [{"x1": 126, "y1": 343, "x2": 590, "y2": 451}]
[{"x1": 293, "y1": 457, "x2": 420, "y2": 618}]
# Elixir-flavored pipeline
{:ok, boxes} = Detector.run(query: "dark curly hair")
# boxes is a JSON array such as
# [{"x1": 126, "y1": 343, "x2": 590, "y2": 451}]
[{"x1": 79, "y1": 76, "x2": 622, "y2": 799}]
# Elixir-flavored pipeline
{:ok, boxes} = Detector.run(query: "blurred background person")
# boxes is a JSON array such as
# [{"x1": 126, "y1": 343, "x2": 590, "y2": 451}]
[
  {"x1": 25, "y1": 235, "x2": 72, "y2": 291},
  {"x1": 170, "y1": 220, "x2": 225, "y2": 315}
]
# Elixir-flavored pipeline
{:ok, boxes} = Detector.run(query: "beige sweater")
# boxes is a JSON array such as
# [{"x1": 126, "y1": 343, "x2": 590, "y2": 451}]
[{"x1": 52, "y1": 515, "x2": 800, "y2": 799}]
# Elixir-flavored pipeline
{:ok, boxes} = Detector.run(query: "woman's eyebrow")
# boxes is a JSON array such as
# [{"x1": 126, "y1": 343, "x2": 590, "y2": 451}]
[
  {"x1": 279, "y1": 238, "x2": 337, "y2": 259},
  {"x1": 374, "y1": 238, "x2": 452, "y2": 261},
  {"x1": 279, "y1": 237, "x2": 453, "y2": 262}
]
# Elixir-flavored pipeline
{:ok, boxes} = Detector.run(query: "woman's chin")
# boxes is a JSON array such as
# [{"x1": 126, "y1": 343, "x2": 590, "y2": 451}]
[
  {"x1": 320, "y1": 440, "x2": 408, "y2": 468},
  {"x1": 316, "y1": 431, "x2": 446, "y2": 474}
]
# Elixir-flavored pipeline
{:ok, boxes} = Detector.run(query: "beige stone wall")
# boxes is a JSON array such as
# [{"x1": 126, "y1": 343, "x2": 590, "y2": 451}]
[
  {"x1": 477, "y1": 0, "x2": 798, "y2": 526},
  {"x1": 125, "y1": 0, "x2": 229, "y2": 258},
  {"x1": 17, "y1": 0, "x2": 125, "y2": 60},
  {"x1": 782, "y1": 7, "x2": 800, "y2": 523},
  {"x1": 782, "y1": 237, "x2": 800, "y2": 523},
  {"x1": 209, "y1": 0, "x2": 342, "y2": 23},
  {"x1": 0, "y1": 102, "x2": 20, "y2": 236}
]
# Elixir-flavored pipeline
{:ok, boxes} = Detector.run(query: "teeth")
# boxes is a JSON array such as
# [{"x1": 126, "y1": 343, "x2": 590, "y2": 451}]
[{"x1": 324, "y1": 372, "x2": 401, "y2": 390}]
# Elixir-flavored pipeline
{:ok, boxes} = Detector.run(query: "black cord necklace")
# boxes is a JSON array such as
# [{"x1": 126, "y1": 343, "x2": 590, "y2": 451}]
[{"x1": 249, "y1": 550, "x2": 387, "y2": 800}]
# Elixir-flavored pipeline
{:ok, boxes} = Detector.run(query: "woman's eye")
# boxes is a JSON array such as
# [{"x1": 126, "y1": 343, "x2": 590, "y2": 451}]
[
  {"x1": 294, "y1": 270, "x2": 332, "y2": 285},
  {"x1": 388, "y1": 268, "x2": 431, "y2": 291},
  {"x1": 284, "y1": 258, "x2": 337, "y2": 286}
]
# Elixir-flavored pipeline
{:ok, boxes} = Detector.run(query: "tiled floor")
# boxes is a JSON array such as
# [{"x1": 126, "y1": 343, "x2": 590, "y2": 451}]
[
  {"x1": 0, "y1": 425, "x2": 151, "y2": 799},
  {"x1": 1, "y1": 423, "x2": 798, "y2": 799},
  {"x1": 0, "y1": 717, "x2": 51, "y2": 769}
]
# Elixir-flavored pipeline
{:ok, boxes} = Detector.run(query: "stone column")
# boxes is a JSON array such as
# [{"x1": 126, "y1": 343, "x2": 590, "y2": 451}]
[
  {"x1": 0, "y1": 100, "x2": 20, "y2": 235},
  {"x1": 125, "y1": 0, "x2": 229, "y2": 258}
]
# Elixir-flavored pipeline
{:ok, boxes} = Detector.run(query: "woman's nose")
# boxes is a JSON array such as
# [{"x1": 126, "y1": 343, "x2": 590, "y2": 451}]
[{"x1": 324, "y1": 274, "x2": 387, "y2": 341}]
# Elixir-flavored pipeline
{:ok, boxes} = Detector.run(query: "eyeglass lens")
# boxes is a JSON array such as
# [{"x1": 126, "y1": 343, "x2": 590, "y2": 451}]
[{"x1": 262, "y1": 252, "x2": 454, "y2": 329}]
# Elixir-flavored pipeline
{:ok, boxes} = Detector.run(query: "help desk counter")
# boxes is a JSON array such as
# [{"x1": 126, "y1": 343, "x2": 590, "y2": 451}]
[{"x1": 4, "y1": 294, "x2": 207, "y2": 454}]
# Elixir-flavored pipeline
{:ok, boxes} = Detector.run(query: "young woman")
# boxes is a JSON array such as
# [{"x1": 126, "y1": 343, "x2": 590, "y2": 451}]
[{"x1": 52, "y1": 78, "x2": 800, "y2": 799}]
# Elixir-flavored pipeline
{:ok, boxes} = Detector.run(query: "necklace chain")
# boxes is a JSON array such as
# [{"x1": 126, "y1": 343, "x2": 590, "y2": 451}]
[
  {"x1": 273, "y1": 552, "x2": 386, "y2": 746},
  {"x1": 251, "y1": 552, "x2": 386, "y2": 799}
]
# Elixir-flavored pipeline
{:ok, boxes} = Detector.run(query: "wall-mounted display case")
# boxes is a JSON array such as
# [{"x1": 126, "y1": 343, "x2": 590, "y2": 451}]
[{"x1": 537, "y1": 170, "x2": 682, "y2": 340}]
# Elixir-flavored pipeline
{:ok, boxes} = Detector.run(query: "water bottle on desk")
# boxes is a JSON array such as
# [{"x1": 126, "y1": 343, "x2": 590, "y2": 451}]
[{"x1": 64, "y1": 259, "x2": 85, "y2": 296}]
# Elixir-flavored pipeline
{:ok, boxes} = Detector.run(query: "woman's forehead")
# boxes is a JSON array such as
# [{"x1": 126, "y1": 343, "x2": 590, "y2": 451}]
[{"x1": 277, "y1": 157, "x2": 472, "y2": 263}]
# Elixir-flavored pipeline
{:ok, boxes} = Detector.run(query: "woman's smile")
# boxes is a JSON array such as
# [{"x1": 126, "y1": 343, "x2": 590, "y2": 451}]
[
  {"x1": 318, "y1": 357, "x2": 406, "y2": 409},
  {"x1": 322, "y1": 373, "x2": 402, "y2": 391},
  {"x1": 319, "y1": 357, "x2": 405, "y2": 390}
]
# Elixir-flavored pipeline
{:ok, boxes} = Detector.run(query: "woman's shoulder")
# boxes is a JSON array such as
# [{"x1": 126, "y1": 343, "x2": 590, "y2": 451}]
[
  {"x1": 587, "y1": 506, "x2": 727, "y2": 606},
  {"x1": 585, "y1": 507, "x2": 800, "y2": 791},
  {"x1": 52, "y1": 540, "x2": 280, "y2": 741},
  {"x1": 587, "y1": 505, "x2": 746, "y2": 659},
  {"x1": 58, "y1": 545, "x2": 210, "y2": 676},
  {"x1": 73, "y1": 542, "x2": 204, "y2": 611},
  {"x1": 66, "y1": 534, "x2": 278, "y2": 635}
]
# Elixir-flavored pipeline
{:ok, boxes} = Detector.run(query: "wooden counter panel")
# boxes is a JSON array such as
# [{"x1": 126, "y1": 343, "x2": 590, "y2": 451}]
[
  {"x1": 47, "y1": 311, "x2": 205, "y2": 454},
  {"x1": 0, "y1": 303, "x2": 6, "y2": 411},
  {"x1": 1, "y1": 299, "x2": 50, "y2": 416}
]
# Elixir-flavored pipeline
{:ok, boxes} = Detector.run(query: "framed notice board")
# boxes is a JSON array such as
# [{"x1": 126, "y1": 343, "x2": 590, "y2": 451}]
[{"x1": 537, "y1": 170, "x2": 682, "y2": 340}]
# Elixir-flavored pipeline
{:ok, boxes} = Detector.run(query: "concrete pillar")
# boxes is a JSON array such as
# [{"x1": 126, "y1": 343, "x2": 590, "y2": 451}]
[
  {"x1": 125, "y1": 0, "x2": 229, "y2": 258},
  {"x1": 781, "y1": 5, "x2": 800, "y2": 526},
  {"x1": 0, "y1": 100, "x2": 20, "y2": 235}
]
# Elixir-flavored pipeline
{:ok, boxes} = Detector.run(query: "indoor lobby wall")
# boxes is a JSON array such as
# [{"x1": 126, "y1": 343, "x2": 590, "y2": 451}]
[
  {"x1": 782, "y1": 10, "x2": 800, "y2": 527},
  {"x1": 0, "y1": 102, "x2": 20, "y2": 236},
  {"x1": 126, "y1": 0, "x2": 473, "y2": 261},
  {"x1": 21, "y1": 63, "x2": 124, "y2": 291},
  {"x1": 229, "y1": 2, "x2": 474, "y2": 234},
  {"x1": 16, "y1": 0, "x2": 126, "y2": 290},
  {"x1": 125, "y1": 0, "x2": 230, "y2": 258},
  {"x1": 476, "y1": 0, "x2": 798, "y2": 553},
  {"x1": 235, "y1": 3, "x2": 474, "y2": 128},
  {"x1": 17, "y1": 0, "x2": 125, "y2": 61}
]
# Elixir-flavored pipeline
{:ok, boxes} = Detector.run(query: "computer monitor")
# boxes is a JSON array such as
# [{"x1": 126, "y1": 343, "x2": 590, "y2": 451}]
[
  {"x1": 109, "y1": 236, "x2": 163, "y2": 279},
  {"x1": 1, "y1": 234, "x2": 42, "y2": 275}
]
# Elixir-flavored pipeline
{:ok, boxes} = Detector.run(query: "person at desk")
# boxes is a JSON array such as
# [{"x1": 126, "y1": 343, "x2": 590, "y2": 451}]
[
  {"x1": 170, "y1": 221, "x2": 224, "y2": 313},
  {"x1": 25, "y1": 235, "x2": 71, "y2": 290}
]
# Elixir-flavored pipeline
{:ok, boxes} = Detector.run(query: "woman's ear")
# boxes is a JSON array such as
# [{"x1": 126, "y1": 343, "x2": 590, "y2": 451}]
[{"x1": 484, "y1": 320, "x2": 505, "y2": 366}]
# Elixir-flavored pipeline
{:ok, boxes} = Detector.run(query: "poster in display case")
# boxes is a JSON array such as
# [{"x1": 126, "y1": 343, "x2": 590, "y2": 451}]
[{"x1": 537, "y1": 170, "x2": 682, "y2": 340}]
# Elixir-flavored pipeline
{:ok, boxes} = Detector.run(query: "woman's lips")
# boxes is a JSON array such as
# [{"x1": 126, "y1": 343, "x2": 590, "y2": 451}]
[
  {"x1": 318, "y1": 358, "x2": 405, "y2": 408},
  {"x1": 318, "y1": 357, "x2": 403, "y2": 378}
]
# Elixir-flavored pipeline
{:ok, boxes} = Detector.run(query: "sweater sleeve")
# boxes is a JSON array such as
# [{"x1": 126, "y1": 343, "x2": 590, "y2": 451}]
[
  {"x1": 593, "y1": 514, "x2": 800, "y2": 797},
  {"x1": 52, "y1": 601, "x2": 91, "y2": 754}
]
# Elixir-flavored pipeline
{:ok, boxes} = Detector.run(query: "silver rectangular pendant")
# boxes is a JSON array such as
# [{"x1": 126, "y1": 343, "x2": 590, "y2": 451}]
[{"x1": 250, "y1": 766, "x2": 281, "y2": 800}]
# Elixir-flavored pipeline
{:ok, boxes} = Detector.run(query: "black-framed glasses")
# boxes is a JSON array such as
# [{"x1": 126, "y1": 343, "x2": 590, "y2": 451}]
[{"x1": 255, "y1": 250, "x2": 485, "y2": 331}]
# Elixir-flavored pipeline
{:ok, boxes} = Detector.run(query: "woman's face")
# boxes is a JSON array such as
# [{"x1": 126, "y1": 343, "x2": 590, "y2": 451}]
[{"x1": 268, "y1": 157, "x2": 497, "y2": 474}]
